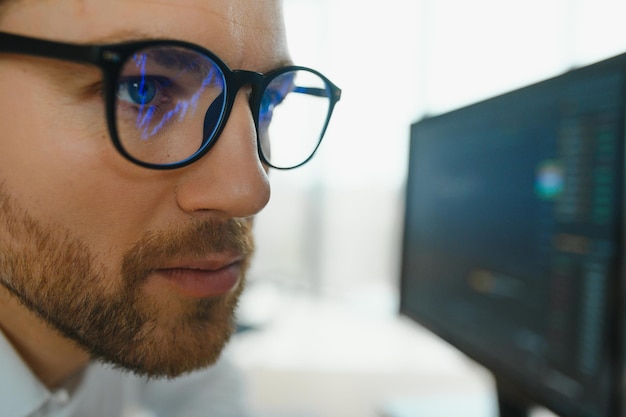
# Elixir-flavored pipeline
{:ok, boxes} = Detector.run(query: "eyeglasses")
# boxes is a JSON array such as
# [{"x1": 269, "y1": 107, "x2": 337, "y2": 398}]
[{"x1": 0, "y1": 32, "x2": 341, "y2": 170}]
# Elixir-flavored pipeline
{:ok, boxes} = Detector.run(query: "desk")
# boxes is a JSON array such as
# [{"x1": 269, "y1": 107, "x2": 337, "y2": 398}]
[{"x1": 230, "y1": 284, "x2": 510, "y2": 417}]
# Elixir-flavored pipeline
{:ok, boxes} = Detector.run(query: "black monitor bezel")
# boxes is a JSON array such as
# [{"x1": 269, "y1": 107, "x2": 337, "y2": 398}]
[{"x1": 399, "y1": 51, "x2": 626, "y2": 417}]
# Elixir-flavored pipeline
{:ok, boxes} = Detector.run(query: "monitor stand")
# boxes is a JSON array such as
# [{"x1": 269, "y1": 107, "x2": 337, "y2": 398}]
[{"x1": 496, "y1": 378, "x2": 531, "y2": 417}]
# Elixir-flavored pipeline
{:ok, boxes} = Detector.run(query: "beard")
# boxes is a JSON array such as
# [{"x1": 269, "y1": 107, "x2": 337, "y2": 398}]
[{"x1": 0, "y1": 188, "x2": 253, "y2": 379}]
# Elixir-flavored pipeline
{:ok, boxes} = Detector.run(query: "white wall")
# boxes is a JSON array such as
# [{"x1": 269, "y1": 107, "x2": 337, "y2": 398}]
[
  {"x1": 234, "y1": 4, "x2": 626, "y2": 415},
  {"x1": 249, "y1": 0, "x2": 626, "y2": 309}
]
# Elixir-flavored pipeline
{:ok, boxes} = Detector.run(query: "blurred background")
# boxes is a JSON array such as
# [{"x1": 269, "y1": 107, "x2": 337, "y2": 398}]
[{"x1": 228, "y1": 1, "x2": 626, "y2": 416}]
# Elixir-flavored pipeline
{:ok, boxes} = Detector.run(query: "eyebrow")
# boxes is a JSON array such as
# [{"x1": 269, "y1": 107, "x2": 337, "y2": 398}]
[
  {"x1": 85, "y1": 30, "x2": 294, "y2": 73},
  {"x1": 135, "y1": 49, "x2": 219, "y2": 81},
  {"x1": 86, "y1": 30, "x2": 157, "y2": 45}
]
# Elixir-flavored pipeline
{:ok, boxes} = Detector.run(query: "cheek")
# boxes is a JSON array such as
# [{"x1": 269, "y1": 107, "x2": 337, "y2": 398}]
[
  {"x1": 0, "y1": 64, "x2": 109, "y2": 182},
  {"x1": 0, "y1": 70, "x2": 100, "y2": 202},
  {"x1": 0, "y1": 67, "x2": 170, "y2": 256}
]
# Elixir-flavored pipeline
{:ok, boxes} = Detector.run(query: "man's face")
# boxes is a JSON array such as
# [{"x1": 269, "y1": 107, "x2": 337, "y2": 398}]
[{"x1": 0, "y1": 0, "x2": 287, "y2": 378}]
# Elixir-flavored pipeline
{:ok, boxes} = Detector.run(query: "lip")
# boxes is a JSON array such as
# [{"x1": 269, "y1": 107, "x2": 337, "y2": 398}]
[{"x1": 154, "y1": 255, "x2": 243, "y2": 298}]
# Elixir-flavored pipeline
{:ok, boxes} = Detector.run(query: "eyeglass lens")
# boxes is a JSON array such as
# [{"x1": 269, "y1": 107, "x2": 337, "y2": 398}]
[
  {"x1": 259, "y1": 70, "x2": 332, "y2": 169},
  {"x1": 114, "y1": 45, "x2": 333, "y2": 169}
]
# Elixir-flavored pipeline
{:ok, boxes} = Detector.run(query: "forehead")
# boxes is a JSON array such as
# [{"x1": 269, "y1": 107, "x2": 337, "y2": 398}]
[{"x1": 0, "y1": 0, "x2": 290, "y2": 71}]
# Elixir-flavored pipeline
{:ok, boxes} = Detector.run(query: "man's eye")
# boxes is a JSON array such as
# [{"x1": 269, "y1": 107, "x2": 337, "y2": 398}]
[{"x1": 117, "y1": 76, "x2": 169, "y2": 106}]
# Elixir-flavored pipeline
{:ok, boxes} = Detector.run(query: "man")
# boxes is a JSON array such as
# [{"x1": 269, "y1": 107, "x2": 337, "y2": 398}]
[{"x1": 0, "y1": 0, "x2": 340, "y2": 415}]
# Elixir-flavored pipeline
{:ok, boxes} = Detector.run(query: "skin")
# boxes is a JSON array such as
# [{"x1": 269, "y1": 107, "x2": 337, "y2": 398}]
[{"x1": 0, "y1": 0, "x2": 288, "y2": 389}]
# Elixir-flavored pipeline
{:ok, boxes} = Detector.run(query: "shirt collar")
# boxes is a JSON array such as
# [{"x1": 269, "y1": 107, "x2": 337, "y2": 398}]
[{"x1": 0, "y1": 330, "x2": 50, "y2": 417}]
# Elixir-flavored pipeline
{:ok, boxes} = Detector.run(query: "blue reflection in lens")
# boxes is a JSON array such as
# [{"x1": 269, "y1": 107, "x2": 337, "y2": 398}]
[
  {"x1": 260, "y1": 72, "x2": 296, "y2": 128},
  {"x1": 141, "y1": 70, "x2": 221, "y2": 140},
  {"x1": 127, "y1": 79, "x2": 156, "y2": 105},
  {"x1": 259, "y1": 91, "x2": 278, "y2": 126},
  {"x1": 122, "y1": 49, "x2": 226, "y2": 145},
  {"x1": 131, "y1": 53, "x2": 154, "y2": 137}
]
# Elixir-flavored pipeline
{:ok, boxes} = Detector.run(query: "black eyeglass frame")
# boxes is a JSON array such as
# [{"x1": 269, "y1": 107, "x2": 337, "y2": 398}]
[{"x1": 0, "y1": 31, "x2": 342, "y2": 170}]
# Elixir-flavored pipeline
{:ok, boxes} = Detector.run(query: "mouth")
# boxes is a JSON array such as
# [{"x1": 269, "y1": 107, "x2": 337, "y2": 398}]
[{"x1": 153, "y1": 255, "x2": 244, "y2": 298}]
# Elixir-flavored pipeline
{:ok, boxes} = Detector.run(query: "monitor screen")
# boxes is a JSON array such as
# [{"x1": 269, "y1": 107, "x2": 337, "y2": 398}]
[{"x1": 400, "y1": 54, "x2": 626, "y2": 417}]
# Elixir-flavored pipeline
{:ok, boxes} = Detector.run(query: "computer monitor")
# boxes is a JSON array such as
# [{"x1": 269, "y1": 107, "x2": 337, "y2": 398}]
[{"x1": 400, "y1": 53, "x2": 626, "y2": 417}]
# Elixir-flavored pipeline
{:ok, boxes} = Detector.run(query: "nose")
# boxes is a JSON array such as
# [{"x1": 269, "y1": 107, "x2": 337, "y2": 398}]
[{"x1": 175, "y1": 92, "x2": 270, "y2": 218}]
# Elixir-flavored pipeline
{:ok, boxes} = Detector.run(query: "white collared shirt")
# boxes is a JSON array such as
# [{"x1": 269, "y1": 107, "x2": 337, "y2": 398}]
[{"x1": 0, "y1": 331, "x2": 253, "y2": 417}]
